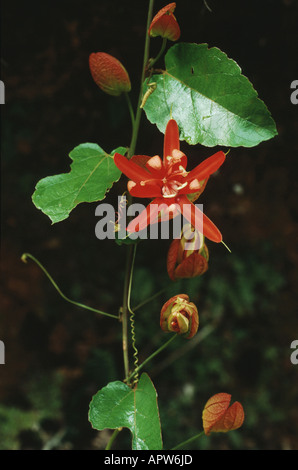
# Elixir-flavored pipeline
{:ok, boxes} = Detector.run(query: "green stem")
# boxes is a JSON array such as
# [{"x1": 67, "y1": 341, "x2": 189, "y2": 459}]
[
  {"x1": 120, "y1": 0, "x2": 155, "y2": 383},
  {"x1": 128, "y1": 0, "x2": 155, "y2": 157},
  {"x1": 124, "y1": 92, "x2": 135, "y2": 128},
  {"x1": 105, "y1": 429, "x2": 121, "y2": 450},
  {"x1": 171, "y1": 431, "x2": 205, "y2": 450},
  {"x1": 121, "y1": 243, "x2": 136, "y2": 382},
  {"x1": 21, "y1": 253, "x2": 118, "y2": 320},
  {"x1": 127, "y1": 334, "x2": 177, "y2": 383},
  {"x1": 148, "y1": 37, "x2": 167, "y2": 69},
  {"x1": 132, "y1": 287, "x2": 167, "y2": 312}
]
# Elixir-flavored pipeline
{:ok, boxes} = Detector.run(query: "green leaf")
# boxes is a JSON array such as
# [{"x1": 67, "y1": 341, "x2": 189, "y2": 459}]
[
  {"x1": 32, "y1": 143, "x2": 127, "y2": 223},
  {"x1": 143, "y1": 43, "x2": 277, "y2": 148},
  {"x1": 89, "y1": 373, "x2": 163, "y2": 450}
]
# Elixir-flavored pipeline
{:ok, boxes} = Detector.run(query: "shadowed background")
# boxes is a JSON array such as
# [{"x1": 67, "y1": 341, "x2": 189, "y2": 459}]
[{"x1": 1, "y1": 0, "x2": 298, "y2": 450}]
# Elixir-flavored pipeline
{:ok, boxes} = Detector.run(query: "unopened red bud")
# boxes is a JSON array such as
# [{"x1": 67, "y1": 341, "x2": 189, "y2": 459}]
[
  {"x1": 148, "y1": 3, "x2": 181, "y2": 42},
  {"x1": 89, "y1": 52, "x2": 131, "y2": 96},
  {"x1": 202, "y1": 393, "x2": 245, "y2": 435},
  {"x1": 160, "y1": 294, "x2": 199, "y2": 339},
  {"x1": 167, "y1": 225, "x2": 209, "y2": 281}
]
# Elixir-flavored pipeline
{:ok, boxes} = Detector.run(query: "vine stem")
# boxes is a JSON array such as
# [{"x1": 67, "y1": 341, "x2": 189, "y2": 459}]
[
  {"x1": 127, "y1": 334, "x2": 177, "y2": 384},
  {"x1": 171, "y1": 431, "x2": 205, "y2": 450},
  {"x1": 21, "y1": 253, "x2": 118, "y2": 320},
  {"x1": 120, "y1": 0, "x2": 155, "y2": 384},
  {"x1": 124, "y1": 92, "x2": 135, "y2": 129},
  {"x1": 148, "y1": 37, "x2": 167, "y2": 69},
  {"x1": 105, "y1": 429, "x2": 121, "y2": 451},
  {"x1": 132, "y1": 287, "x2": 168, "y2": 312},
  {"x1": 127, "y1": 0, "x2": 155, "y2": 158}
]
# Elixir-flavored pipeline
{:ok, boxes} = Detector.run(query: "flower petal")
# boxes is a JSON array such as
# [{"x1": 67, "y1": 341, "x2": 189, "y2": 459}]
[
  {"x1": 186, "y1": 151, "x2": 226, "y2": 183},
  {"x1": 176, "y1": 195, "x2": 222, "y2": 243},
  {"x1": 114, "y1": 153, "x2": 151, "y2": 182},
  {"x1": 128, "y1": 181, "x2": 162, "y2": 198},
  {"x1": 187, "y1": 178, "x2": 209, "y2": 201},
  {"x1": 171, "y1": 149, "x2": 187, "y2": 169},
  {"x1": 127, "y1": 198, "x2": 161, "y2": 232},
  {"x1": 145, "y1": 155, "x2": 165, "y2": 177},
  {"x1": 163, "y1": 119, "x2": 180, "y2": 163},
  {"x1": 131, "y1": 155, "x2": 152, "y2": 168}
]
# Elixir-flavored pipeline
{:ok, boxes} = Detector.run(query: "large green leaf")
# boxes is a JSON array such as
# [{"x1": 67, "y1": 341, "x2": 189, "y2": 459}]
[
  {"x1": 89, "y1": 373, "x2": 163, "y2": 450},
  {"x1": 32, "y1": 144, "x2": 126, "y2": 223},
  {"x1": 143, "y1": 43, "x2": 277, "y2": 147}
]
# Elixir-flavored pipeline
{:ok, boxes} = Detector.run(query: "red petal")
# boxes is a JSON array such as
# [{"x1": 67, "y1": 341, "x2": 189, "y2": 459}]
[
  {"x1": 114, "y1": 153, "x2": 151, "y2": 182},
  {"x1": 163, "y1": 119, "x2": 180, "y2": 163},
  {"x1": 187, "y1": 178, "x2": 209, "y2": 201},
  {"x1": 171, "y1": 149, "x2": 187, "y2": 169},
  {"x1": 127, "y1": 199, "x2": 161, "y2": 232},
  {"x1": 158, "y1": 201, "x2": 180, "y2": 222},
  {"x1": 186, "y1": 151, "x2": 226, "y2": 183},
  {"x1": 127, "y1": 198, "x2": 180, "y2": 232},
  {"x1": 176, "y1": 195, "x2": 222, "y2": 243},
  {"x1": 145, "y1": 155, "x2": 165, "y2": 177},
  {"x1": 128, "y1": 181, "x2": 162, "y2": 198}
]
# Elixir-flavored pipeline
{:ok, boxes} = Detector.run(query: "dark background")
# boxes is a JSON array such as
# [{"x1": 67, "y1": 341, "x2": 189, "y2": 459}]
[{"x1": 1, "y1": 0, "x2": 298, "y2": 450}]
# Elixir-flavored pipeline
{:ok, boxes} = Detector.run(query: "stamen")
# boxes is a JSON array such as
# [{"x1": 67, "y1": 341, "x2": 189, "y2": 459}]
[{"x1": 176, "y1": 182, "x2": 188, "y2": 191}]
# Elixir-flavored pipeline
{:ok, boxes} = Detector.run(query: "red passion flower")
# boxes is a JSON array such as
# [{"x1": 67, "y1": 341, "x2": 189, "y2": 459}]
[{"x1": 113, "y1": 119, "x2": 226, "y2": 243}]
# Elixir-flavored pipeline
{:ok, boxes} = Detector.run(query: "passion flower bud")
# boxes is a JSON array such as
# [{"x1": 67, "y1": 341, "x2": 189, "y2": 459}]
[
  {"x1": 160, "y1": 294, "x2": 199, "y2": 339},
  {"x1": 89, "y1": 52, "x2": 131, "y2": 96},
  {"x1": 167, "y1": 225, "x2": 209, "y2": 281},
  {"x1": 148, "y1": 3, "x2": 181, "y2": 42},
  {"x1": 202, "y1": 393, "x2": 245, "y2": 436}
]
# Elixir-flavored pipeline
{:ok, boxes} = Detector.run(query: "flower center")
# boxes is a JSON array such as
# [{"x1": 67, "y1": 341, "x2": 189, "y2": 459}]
[{"x1": 161, "y1": 158, "x2": 188, "y2": 198}]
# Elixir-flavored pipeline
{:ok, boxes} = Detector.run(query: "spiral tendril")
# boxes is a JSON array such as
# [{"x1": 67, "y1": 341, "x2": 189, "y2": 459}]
[{"x1": 129, "y1": 306, "x2": 139, "y2": 387}]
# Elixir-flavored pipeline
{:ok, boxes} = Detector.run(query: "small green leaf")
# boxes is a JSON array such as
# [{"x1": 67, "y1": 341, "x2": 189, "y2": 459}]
[
  {"x1": 89, "y1": 373, "x2": 163, "y2": 450},
  {"x1": 143, "y1": 43, "x2": 277, "y2": 148},
  {"x1": 32, "y1": 144, "x2": 127, "y2": 223}
]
